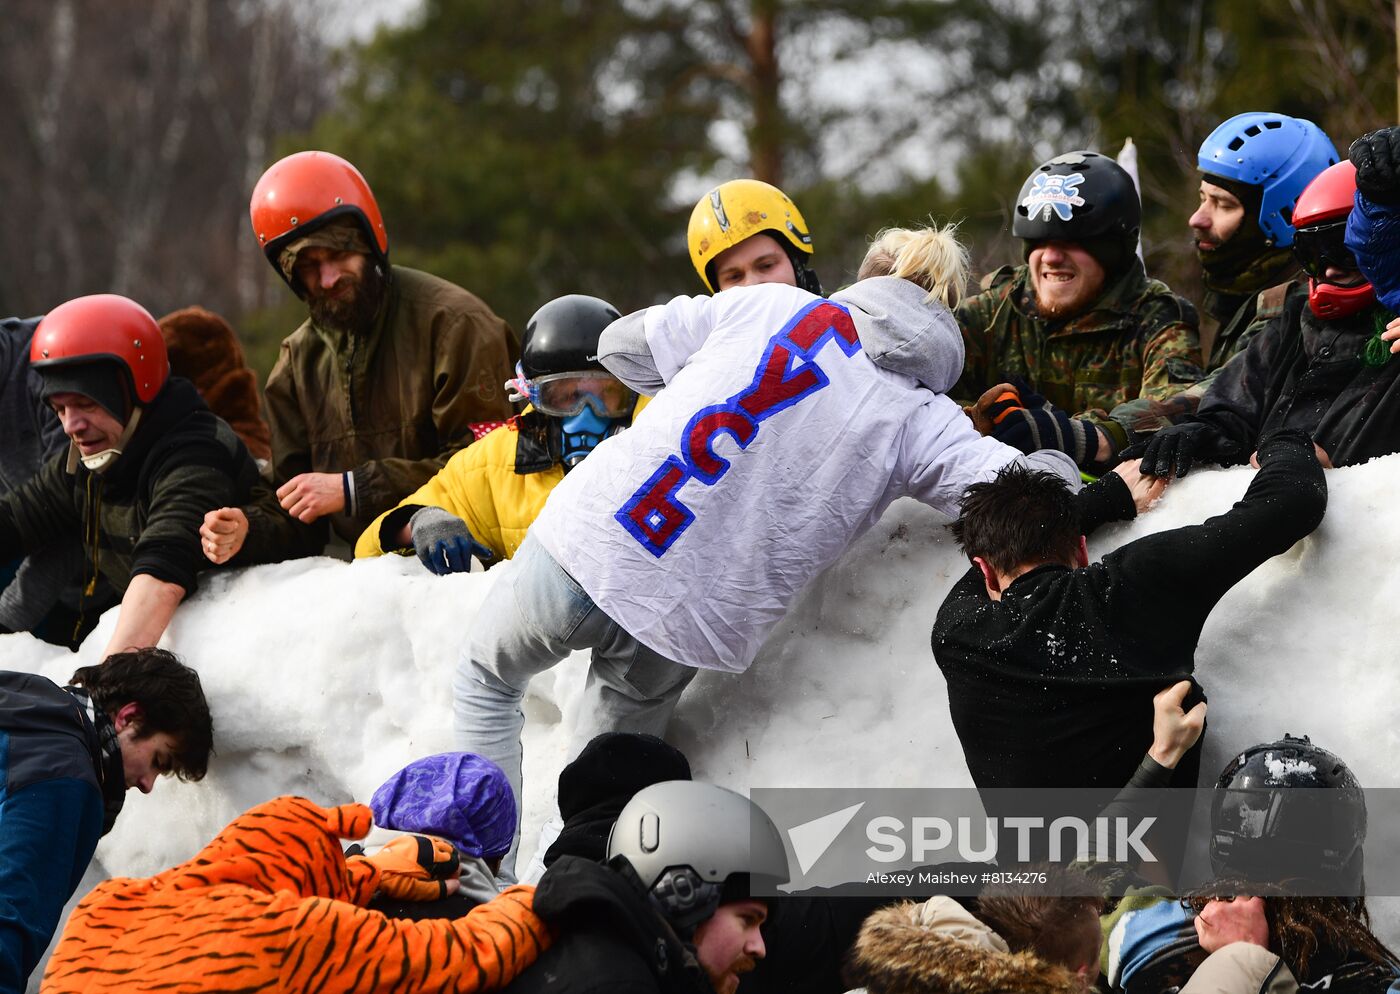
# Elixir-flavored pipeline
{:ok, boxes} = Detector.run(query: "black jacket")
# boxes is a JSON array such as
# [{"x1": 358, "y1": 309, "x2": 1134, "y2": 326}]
[
  {"x1": 1196, "y1": 281, "x2": 1400, "y2": 466},
  {"x1": 931, "y1": 430, "x2": 1326, "y2": 790},
  {"x1": 510, "y1": 856, "x2": 712, "y2": 994},
  {"x1": 0, "y1": 377, "x2": 307, "y2": 622},
  {"x1": 0, "y1": 670, "x2": 122, "y2": 827}
]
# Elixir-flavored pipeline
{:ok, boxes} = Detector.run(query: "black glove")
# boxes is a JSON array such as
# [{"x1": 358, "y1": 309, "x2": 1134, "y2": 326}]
[
  {"x1": 1137, "y1": 422, "x2": 1239, "y2": 479},
  {"x1": 991, "y1": 390, "x2": 1097, "y2": 467},
  {"x1": 409, "y1": 506, "x2": 494, "y2": 575},
  {"x1": 1350, "y1": 128, "x2": 1400, "y2": 207}
]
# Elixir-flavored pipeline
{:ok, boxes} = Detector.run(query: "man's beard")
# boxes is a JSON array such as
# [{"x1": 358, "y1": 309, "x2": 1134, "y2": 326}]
[
  {"x1": 308, "y1": 262, "x2": 387, "y2": 336},
  {"x1": 1033, "y1": 275, "x2": 1102, "y2": 319}
]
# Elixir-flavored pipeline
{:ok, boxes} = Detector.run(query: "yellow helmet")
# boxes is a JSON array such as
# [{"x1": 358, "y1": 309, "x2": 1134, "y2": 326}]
[{"x1": 687, "y1": 179, "x2": 815, "y2": 293}]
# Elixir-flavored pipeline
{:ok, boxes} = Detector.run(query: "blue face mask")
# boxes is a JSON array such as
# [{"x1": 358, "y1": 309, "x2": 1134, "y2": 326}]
[{"x1": 560, "y1": 407, "x2": 613, "y2": 468}]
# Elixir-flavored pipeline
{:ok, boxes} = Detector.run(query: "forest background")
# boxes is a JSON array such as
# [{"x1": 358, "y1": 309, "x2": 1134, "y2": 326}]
[{"x1": 0, "y1": 0, "x2": 1393, "y2": 375}]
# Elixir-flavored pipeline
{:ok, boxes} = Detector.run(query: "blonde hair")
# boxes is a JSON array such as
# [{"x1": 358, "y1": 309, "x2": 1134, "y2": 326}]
[{"x1": 857, "y1": 222, "x2": 970, "y2": 308}]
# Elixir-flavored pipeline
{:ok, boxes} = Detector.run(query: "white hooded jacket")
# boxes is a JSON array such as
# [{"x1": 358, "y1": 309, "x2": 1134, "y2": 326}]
[{"x1": 529, "y1": 280, "x2": 1078, "y2": 672}]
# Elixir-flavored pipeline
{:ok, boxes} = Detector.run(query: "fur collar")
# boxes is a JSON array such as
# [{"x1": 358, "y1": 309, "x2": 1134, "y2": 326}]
[{"x1": 846, "y1": 897, "x2": 1085, "y2": 994}]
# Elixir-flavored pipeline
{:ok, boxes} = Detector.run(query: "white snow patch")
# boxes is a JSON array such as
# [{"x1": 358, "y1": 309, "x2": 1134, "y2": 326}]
[
  {"x1": 1263, "y1": 753, "x2": 1319, "y2": 783},
  {"x1": 7, "y1": 456, "x2": 1400, "y2": 955}
]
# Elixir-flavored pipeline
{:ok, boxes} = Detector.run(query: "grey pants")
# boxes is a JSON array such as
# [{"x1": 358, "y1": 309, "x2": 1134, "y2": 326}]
[{"x1": 453, "y1": 533, "x2": 696, "y2": 874}]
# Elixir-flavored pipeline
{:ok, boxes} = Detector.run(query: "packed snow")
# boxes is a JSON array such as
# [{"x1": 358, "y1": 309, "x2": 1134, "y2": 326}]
[{"x1": 8, "y1": 454, "x2": 1400, "y2": 978}]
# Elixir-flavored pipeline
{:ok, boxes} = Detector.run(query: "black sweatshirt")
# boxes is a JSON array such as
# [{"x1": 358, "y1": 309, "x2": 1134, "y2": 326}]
[{"x1": 930, "y1": 430, "x2": 1326, "y2": 790}]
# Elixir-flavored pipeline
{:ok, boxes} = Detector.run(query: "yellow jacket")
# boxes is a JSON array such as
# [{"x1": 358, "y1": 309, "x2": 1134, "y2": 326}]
[{"x1": 355, "y1": 400, "x2": 646, "y2": 563}]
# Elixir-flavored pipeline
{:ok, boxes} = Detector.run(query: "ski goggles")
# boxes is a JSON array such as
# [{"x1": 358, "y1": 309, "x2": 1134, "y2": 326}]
[
  {"x1": 1292, "y1": 220, "x2": 1361, "y2": 284},
  {"x1": 514, "y1": 371, "x2": 635, "y2": 418}
]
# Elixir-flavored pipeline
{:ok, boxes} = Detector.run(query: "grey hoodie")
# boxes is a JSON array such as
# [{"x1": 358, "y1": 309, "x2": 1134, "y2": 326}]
[
  {"x1": 600, "y1": 277, "x2": 964, "y2": 396},
  {"x1": 831, "y1": 276, "x2": 965, "y2": 393}
]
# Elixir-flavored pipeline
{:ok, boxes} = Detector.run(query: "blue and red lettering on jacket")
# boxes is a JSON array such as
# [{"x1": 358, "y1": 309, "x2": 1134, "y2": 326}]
[{"x1": 616, "y1": 299, "x2": 860, "y2": 557}]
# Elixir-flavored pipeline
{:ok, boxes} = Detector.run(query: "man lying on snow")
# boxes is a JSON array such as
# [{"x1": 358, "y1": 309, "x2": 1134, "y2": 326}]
[
  {"x1": 0, "y1": 648, "x2": 212, "y2": 991},
  {"x1": 453, "y1": 224, "x2": 1082, "y2": 874},
  {"x1": 40, "y1": 794, "x2": 550, "y2": 994}
]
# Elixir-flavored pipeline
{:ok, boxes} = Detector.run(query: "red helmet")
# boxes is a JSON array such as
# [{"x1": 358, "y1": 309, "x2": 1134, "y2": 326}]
[
  {"x1": 1291, "y1": 161, "x2": 1376, "y2": 319},
  {"x1": 249, "y1": 150, "x2": 389, "y2": 291},
  {"x1": 31, "y1": 294, "x2": 169, "y2": 416}
]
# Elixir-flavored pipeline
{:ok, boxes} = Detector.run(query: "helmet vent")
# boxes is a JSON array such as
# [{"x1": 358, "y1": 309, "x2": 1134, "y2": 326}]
[{"x1": 1245, "y1": 124, "x2": 1262, "y2": 137}]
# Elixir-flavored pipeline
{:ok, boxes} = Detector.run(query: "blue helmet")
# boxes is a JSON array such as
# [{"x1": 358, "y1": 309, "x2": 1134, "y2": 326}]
[{"x1": 1197, "y1": 112, "x2": 1339, "y2": 248}]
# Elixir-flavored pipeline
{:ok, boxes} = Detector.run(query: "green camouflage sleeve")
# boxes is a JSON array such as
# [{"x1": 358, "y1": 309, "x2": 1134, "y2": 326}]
[
  {"x1": 1078, "y1": 289, "x2": 1204, "y2": 450},
  {"x1": 1136, "y1": 298, "x2": 1205, "y2": 405},
  {"x1": 953, "y1": 276, "x2": 1014, "y2": 402}
]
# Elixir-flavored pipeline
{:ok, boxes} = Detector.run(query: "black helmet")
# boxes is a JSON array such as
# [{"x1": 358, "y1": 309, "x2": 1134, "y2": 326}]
[
  {"x1": 1012, "y1": 150, "x2": 1141, "y2": 247},
  {"x1": 1210, "y1": 734, "x2": 1366, "y2": 895},
  {"x1": 520, "y1": 294, "x2": 621, "y2": 379}
]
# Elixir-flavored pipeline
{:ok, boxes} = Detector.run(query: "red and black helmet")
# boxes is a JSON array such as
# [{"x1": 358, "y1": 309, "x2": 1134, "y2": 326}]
[
  {"x1": 249, "y1": 150, "x2": 389, "y2": 294},
  {"x1": 31, "y1": 294, "x2": 169, "y2": 419},
  {"x1": 1291, "y1": 161, "x2": 1376, "y2": 319}
]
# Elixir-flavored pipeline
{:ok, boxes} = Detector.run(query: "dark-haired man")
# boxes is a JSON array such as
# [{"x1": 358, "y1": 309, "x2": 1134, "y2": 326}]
[
  {"x1": 0, "y1": 647, "x2": 214, "y2": 989},
  {"x1": 931, "y1": 431, "x2": 1325, "y2": 792}
]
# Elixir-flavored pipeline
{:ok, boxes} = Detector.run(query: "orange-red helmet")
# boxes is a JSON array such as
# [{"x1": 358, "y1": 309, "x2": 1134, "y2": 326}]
[
  {"x1": 249, "y1": 150, "x2": 389, "y2": 291},
  {"x1": 1291, "y1": 161, "x2": 1376, "y2": 319},
  {"x1": 31, "y1": 294, "x2": 169, "y2": 417}
]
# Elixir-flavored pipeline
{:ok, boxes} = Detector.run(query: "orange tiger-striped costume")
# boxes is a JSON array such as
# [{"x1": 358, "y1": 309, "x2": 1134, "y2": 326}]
[{"x1": 41, "y1": 795, "x2": 552, "y2": 994}]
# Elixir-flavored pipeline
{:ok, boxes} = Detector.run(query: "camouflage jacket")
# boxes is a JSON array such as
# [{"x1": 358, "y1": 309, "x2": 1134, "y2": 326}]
[
  {"x1": 1107, "y1": 281, "x2": 1293, "y2": 446},
  {"x1": 955, "y1": 261, "x2": 1203, "y2": 448}
]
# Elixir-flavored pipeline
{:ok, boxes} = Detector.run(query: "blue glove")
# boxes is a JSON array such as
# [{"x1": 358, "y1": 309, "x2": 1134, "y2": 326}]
[{"x1": 408, "y1": 507, "x2": 494, "y2": 575}]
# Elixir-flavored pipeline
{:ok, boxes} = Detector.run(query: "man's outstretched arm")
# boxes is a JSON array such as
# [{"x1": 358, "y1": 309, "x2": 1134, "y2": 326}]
[
  {"x1": 1116, "y1": 428, "x2": 1326, "y2": 618},
  {"x1": 103, "y1": 573, "x2": 185, "y2": 656}
]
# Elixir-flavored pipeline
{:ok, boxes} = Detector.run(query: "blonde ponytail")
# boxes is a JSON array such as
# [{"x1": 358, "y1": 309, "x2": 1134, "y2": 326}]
[{"x1": 857, "y1": 223, "x2": 970, "y2": 308}]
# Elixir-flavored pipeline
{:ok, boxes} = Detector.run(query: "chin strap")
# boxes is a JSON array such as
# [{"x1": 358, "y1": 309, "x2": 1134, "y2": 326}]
[{"x1": 65, "y1": 407, "x2": 143, "y2": 475}]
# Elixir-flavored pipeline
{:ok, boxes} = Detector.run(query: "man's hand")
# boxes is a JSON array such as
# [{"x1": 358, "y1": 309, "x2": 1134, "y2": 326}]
[
  {"x1": 277, "y1": 472, "x2": 346, "y2": 523},
  {"x1": 1381, "y1": 315, "x2": 1400, "y2": 355},
  {"x1": 1110, "y1": 458, "x2": 1168, "y2": 515},
  {"x1": 1148, "y1": 680, "x2": 1206, "y2": 769},
  {"x1": 964, "y1": 383, "x2": 1024, "y2": 437},
  {"x1": 1138, "y1": 422, "x2": 1240, "y2": 479},
  {"x1": 410, "y1": 506, "x2": 495, "y2": 575},
  {"x1": 201, "y1": 508, "x2": 249, "y2": 565},
  {"x1": 1249, "y1": 443, "x2": 1332, "y2": 470},
  {"x1": 362, "y1": 834, "x2": 462, "y2": 901},
  {"x1": 1194, "y1": 896, "x2": 1269, "y2": 953}
]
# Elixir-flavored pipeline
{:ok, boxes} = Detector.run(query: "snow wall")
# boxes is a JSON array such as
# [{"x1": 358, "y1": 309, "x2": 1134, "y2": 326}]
[{"x1": 8, "y1": 456, "x2": 1400, "y2": 963}]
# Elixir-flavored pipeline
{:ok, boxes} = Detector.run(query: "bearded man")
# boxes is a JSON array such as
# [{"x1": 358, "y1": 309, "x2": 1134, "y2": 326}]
[
  {"x1": 247, "y1": 151, "x2": 518, "y2": 545},
  {"x1": 955, "y1": 150, "x2": 1203, "y2": 472}
]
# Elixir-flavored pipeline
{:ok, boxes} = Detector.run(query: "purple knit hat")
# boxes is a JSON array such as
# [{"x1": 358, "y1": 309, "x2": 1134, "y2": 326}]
[{"x1": 370, "y1": 752, "x2": 517, "y2": 859}]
